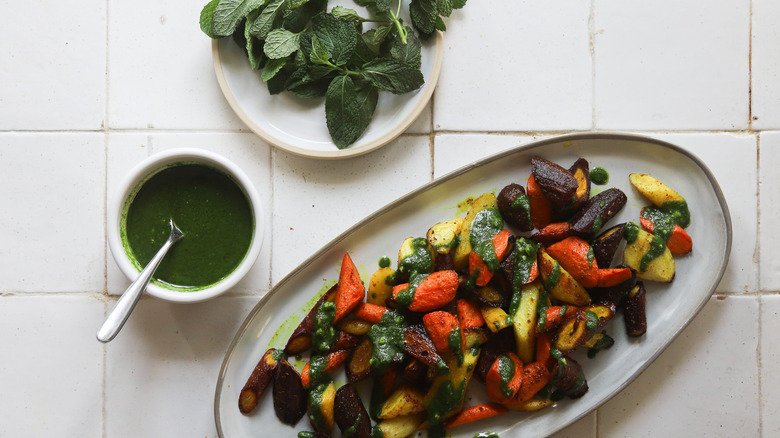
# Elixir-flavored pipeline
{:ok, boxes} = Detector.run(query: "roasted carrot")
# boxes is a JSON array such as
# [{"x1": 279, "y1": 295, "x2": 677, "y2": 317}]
[
  {"x1": 531, "y1": 221, "x2": 575, "y2": 245},
  {"x1": 457, "y1": 298, "x2": 485, "y2": 329},
  {"x1": 546, "y1": 236, "x2": 599, "y2": 288},
  {"x1": 423, "y1": 311, "x2": 463, "y2": 354},
  {"x1": 301, "y1": 350, "x2": 350, "y2": 388},
  {"x1": 469, "y1": 229, "x2": 512, "y2": 286},
  {"x1": 443, "y1": 403, "x2": 509, "y2": 429},
  {"x1": 502, "y1": 361, "x2": 551, "y2": 407},
  {"x1": 239, "y1": 348, "x2": 280, "y2": 414},
  {"x1": 392, "y1": 270, "x2": 458, "y2": 312},
  {"x1": 640, "y1": 213, "x2": 693, "y2": 256},
  {"x1": 537, "y1": 305, "x2": 578, "y2": 333},
  {"x1": 535, "y1": 332, "x2": 553, "y2": 366},
  {"x1": 353, "y1": 302, "x2": 389, "y2": 324},
  {"x1": 527, "y1": 174, "x2": 553, "y2": 229},
  {"x1": 334, "y1": 253, "x2": 366, "y2": 323},
  {"x1": 596, "y1": 267, "x2": 634, "y2": 288},
  {"x1": 485, "y1": 352, "x2": 524, "y2": 403}
]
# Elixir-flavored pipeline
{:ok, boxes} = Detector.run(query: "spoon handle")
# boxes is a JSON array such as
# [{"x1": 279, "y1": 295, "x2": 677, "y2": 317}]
[{"x1": 97, "y1": 228, "x2": 182, "y2": 343}]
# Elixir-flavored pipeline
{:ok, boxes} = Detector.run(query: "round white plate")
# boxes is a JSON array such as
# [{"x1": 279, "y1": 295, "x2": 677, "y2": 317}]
[
  {"x1": 214, "y1": 133, "x2": 731, "y2": 437},
  {"x1": 212, "y1": 3, "x2": 443, "y2": 159}
]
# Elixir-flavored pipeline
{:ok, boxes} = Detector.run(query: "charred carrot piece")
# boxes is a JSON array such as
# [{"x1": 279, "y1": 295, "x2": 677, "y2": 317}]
[
  {"x1": 537, "y1": 305, "x2": 579, "y2": 333},
  {"x1": 535, "y1": 332, "x2": 553, "y2": 367},
  {"x1": 353, "y1": 302, "x2": 389, "y2": 324},
  {"x1": 596, "y1": 267, "x2": 634, "y2": 288},
  {"x1": 334, "y1": 253, "x2": 365, "y2": 323},
  {"x1": 485, "y1": 352, "x2": 524, "y2": 403},
  {"x1": 640, "y1": 209, "x2": 693, "y2": 256},
  {"x1": 527, "y1": 174, "x2": 553, "y2": 229},
  {"x1": 546, "y1": 236, "x2": 600, "y2": 288},
  {"x1": 392, "y1": 270, "x2": 458, "y2": 312},
  {"x1": 511, "y1": 361, "x2": 551, "y2": 405},
  {"x1": 531, "y1": 222, "x2": 575, "y2": 245},
  {"x1": 469, "y1": 229, "x2": 512, "y2": 286},
  {"x1": 457, "y1": 298, "x2": 485, "y2": 329},
  {"x1": 301, "y1": 350, "x2": 351, "y2": 388},
  {"x1": 239, "y1": 348, "x2": 280, "y2": 414},
  {"x1": 443, "y1": 403, "x2": 509, "y2": 430},
  {"x1": 423, "y1": 311, "x2": 463, "y2": 354}
]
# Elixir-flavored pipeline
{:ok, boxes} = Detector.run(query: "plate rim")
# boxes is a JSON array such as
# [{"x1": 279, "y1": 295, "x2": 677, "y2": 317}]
[
  {"x1": 211, "y1": 31, "x2": 444, "y2": 160},
  {"x1": 213, "y1": 131, "x2": 733, "y2": 437}
]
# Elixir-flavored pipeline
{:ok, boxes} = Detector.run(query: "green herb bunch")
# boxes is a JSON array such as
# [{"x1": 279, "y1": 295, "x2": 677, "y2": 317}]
[{"x1": 200, "y1": 0, "x2": 467, "y2": 148}]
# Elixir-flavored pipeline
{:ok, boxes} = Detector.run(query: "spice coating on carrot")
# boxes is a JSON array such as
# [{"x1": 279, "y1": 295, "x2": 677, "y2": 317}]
[
  {"x1": 485, "y1": 352, "x2": 524, "y2": 403},
  {"x1": 457, "y1": 298, "x2": 486, "y2": 329},
  {"x1": 443, "y1": 403, "x2": 509, "y2": 429},
  {"x1": 546, "y1": 236, "x2": 600, "y2": 288},
  {"x1": 334, "y1": 253, "x2": 365, "y2": 323},
  {"x1": 353, "y1": 302, "x2": 389, "y2": 324},
  {"x1": 469, "y1": 229, "x2": 512, "y2": 286},
  {"x1": 527, "y1": 174, "x2": 553, "y2": 229},
  {"x1": 393, "y1": 270, "x2": 458, "y2": 312},
  {"x1": 423, "y1": 311, "x2": 462, "y2": 354}
]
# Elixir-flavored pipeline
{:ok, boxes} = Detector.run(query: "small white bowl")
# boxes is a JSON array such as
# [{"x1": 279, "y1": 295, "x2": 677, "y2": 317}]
[{"x1": 107, "y1": 148, "x2": 264, "y2": 303}]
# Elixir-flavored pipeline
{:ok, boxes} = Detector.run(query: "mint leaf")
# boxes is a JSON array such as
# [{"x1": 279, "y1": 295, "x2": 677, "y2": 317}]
[
  {"x1": 410, "y1": 0, "x2": 437, "y2": 36},
  {"x1": 212, "y1": 0, "x2": 267, "y2": 37},
  {"x1": 311, "y1": 13, "x2": 357, "y2": 66},
  {"x1": 326, "y1": 75, "x2": 363, "y2": 148},
  {"x1": 361, "y1": 59, "x2": 424, "y2": 94},
  {"x1": 309, "y1": 34, "x2": 331, "y2": 64},
  {"x1": 389, "y1": 27, "x2": 422, "y2": 69},
  {"x1": 283, "y1": 0, "x2": 327, "y2": 32},
  {"x1": 249, "y1": 0, "x2": 290, "y2": 39},
  {"x1": 435, "y1": 15, "x2": 446, "y2": 31},
  {"x1": 199, "y1": 0, "x2": 221, "y2": 38},
  {"x1": 374, "y1": 0, "x2": 392, "y2": 12},
  {"x1": 261, "y1": 55, "x2": 290, "y2": 81},
  {"x1": 264, "y1": 28, "x2": 301, "y2": 59},
  {"x1": 245, "y1": 9, "x2": 265, "y2": 70},
  {"x1": 331, "y1": 6, "x2": 367, "y2": 23},
  {"x1": 350, "y1": 32, "x2": 378, "y2": 65},
  {"x1": 437, "y1": 0, "x2": 453, "y2": 18},
  {"x1": 290, "y1": 0, "x2": 310, "y2": 7},
  {"x1": 353, "y1": 80, "x2": 379, "y2": 137},
  {"x1": 453, "y1": 0, "x2": 467, "y2": 9}
]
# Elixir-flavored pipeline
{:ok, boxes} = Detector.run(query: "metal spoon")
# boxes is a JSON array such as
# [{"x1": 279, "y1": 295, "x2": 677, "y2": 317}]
[{"x1": 97, "y1": 219, "x2": 184, "y2": 343}]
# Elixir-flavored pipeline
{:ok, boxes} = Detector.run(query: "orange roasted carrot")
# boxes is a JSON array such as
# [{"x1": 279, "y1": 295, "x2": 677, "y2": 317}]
[
  {"x1": 353, "y1": 302, "x2": 389, "y2": 324},
  {"x1": 485, "y1": 352, "x2": 524, "y2": 403},
  {"x1": 423, "y1": 311, "x2": 463, "y2": 354},
  {"x1": 640, "y1": 209, "x2": 693, "y2": 256},
  {"x1": 469, "y1": 229, "x2": 512, "y2": 286},
  {"x1": 457, "y1": 298, "x2": 485, "y2": 329},
  {"x1": 537, "y1": 305, "x2": 578, "y2": 333},
  {"x1": 393, "y1": 270, "x2": 458, "y2": 312},
  {"x1": 531, "y1": 221, "x2": 575, "y2": 245},
  {"x1": 301, "y1": 350, "x2": 350, "y2": 388},
  {"x1": 512, "y1": 362, "x2": 551, "y2": 404},
  {"x1": 334, "y1": 253, "x2": 365, "y2": 323},
  {"x1": 443, "y1": 403, "x2": 509, "y2": 429},
  {"x1": 546, "y1": 236, "x2": 599, "y2": 288},
  {"x1": 535, "y1": 332, "x2": 553, "y2": 367},
  {"x1": 527, "y1": 174, "x2": 552, "y2": 229},
  {"x1": 596, "y1": 267, "x2": 634, "y2": 288}
]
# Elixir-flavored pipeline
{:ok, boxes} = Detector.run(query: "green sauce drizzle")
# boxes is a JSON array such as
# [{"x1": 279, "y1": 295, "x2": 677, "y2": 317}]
[
  {"x1": 512, "y1": 237, "x2": 538, "y2": 293},
  {"x1": 544, "y1": 261, "x2": 561, "y2": 290},
  {"x1": 307, "y1": 381, "x2": 330, "y2": 430},
  {"x1": 474, "y1": 433, "x2": 500, "y2": 438},
  {"x1": 470, "y1": 208, "x2": 504, "y2": 272},
  {"x1": 398, "y1": 237, "x2": 433, "y2": 276},
  {"x1": 367, "y1": 310, "x2": 407, "y2": 370},
  {"x1": 510, "y1": 192, "x2": 532, "y2": 224},
  {"x1": 311, "y1": 302, "x2": 337, "y2": 354},
  {"x1": 497, "y1": 354, "x2": 516, "y2": 398},
  {"x1": 590, "y1": 167, "x2": 609, "y2": 185},
  {"x1": 662, "y1": 200, "x2": 691, "y2": 228},
  {"x1": 623, "y1": 222, "x2": 639, "y2": 243},
  {"x1": 425, "y1": 380, "x2": 466, "y2": 428},
  {"x1": 584, "y1": 310, "x2": 599, "y2": 331},
  {"x1": 378, "y1": 256, "x2": 391, "y2": 269},
  {"x1": 395, "y1": 272, "x2": 427, "y2": 308},
  {"x1": 448, "y1": 326, "x2": 464, "y2": 365}
]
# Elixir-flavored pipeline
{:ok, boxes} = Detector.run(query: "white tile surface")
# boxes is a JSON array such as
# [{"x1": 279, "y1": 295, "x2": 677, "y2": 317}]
[
  {"x1": 0, "y1": 133, "x2": 105, "y2": 293},
  {"x1": 104, "y1": 296, "x2": 258, "y2": 438},
  {"x1": 761, "y1": 295, "x2": 780, "y2": 435},
  {"x1": 594, "y1": 0, "x2": 750, "y2": 130},
  {"x1": 434, "y1": 0, "x2": 592, "y2": 131},
  {"x1": 752, "y1": 0, "x2": 780, "y2": 129},
  {"x1": 433, "y1": 133, "x2": 544, "y2": 177},
  {"x1": 599, "y1": 295, "x2": 759, "y2": 436},
  {"x1": 759, "y1": 132, "x2": 780, "y2": 291},
  {"x1": 271, "y1": 135, "x2": 432, "y2": 281},
  {"x1": 107, "y1": 0, "x2": 244, "y2": 130},
  {"x1": 551, "y1": 412, "x2": 595, "y2": 438},
  {"x1": 0, "y1": 0, "x2": 106, "y2": 130},
  {"x1": 0, "y1": 296, "x2": 104, "y2": 437}
]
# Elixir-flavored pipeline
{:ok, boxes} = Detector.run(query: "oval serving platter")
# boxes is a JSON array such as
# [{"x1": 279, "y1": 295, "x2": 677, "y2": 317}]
[
  {"x1": 212, "y1": 0, "x2": 444, "y2": 160},
  {"x1": 214, "y1": 133, "x2": 731, "y2": 437}
]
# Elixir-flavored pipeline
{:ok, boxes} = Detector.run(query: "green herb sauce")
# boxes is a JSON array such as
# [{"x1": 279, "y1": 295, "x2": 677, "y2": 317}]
[
  {"x1": 623, "y1": 221, "x2": 639, "y2": 243},
  {"x1": 395, "y1": 272, "x2": 427, "y2": 308},
  {"x1": 512, "y1": 237, "x2": 538, "y2": 293},
  {"x1": 398, "y1": 237, "x2": 433, "y2": 276},
  {"x1": 474, "y1": 433, "x2": 500, "y2": 438},
  {"x1": 469, "y1": 208, "x2": 504, "y2": 272},
  {"x1": 343, "y1": 413, "x2": 361, "y2": 437},
  {"x1": 378, "y1": 256, "x2": 392, "y2": 268},
  {"x1": 510, "y1": 192, "x2": 532, "y2": 224},
  {"x1": 592, "y1": 215, "x2": 603, "y2": 234},
  {"x1": 640, "y1": 234, "x2": 668, "y2": 271},
  {"x1": 307, "y1": 381, "x2": 330, "y2": 430},
  {"x1": 589, "y1": 167, "x2": 609, "y2": 185},
  {"x1": 638, "y1": 205, "x2": 684, "y2": 270},
  {"x1": 584, "y1": 310, "x2": 599, "y2": 331},
  {"x1": 425, "y1": 380, "x2": 466, "y2": 428},
  {"x1": 586, "y1": 246, "x2": 595, "y2": 268},
  {"x1": 448, "y1": 326, "x2": 464, "y2": 365},
  {"x1": 311, "y1": 302, "x2": 337, "y2": 354},
  {"x1": 123, "y1": 163, "x2": 254, "y2": 290},
  {"x1": 297, "y1": 432, "x2": 316, "y2": 438},
  {"x1": 309, "y1": 354, "x2": 328, "y2": 385},
  {"x1": 497, "y1": 354, "x2": 516, "y2": 398},
  {"x1": 544, "y1": 261, "x2": 561, "y2": 290},
  {"x1": 367, "y1": 310, "x2": 407, "y2": 370},
  {"x1": 662, "y1": 200, "x2": 691, "y2": 228}
]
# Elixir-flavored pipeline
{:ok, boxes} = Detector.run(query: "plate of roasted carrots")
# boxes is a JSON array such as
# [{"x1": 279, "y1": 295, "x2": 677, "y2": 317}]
[{"x1": 214, "y1": 133, "x2": 731, "y2": 437}]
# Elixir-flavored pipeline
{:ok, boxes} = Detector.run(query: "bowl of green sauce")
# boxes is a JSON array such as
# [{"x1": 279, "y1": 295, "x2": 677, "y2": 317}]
[{"x1": 107, "y1": 148, "x2": 263, "y2": 303}]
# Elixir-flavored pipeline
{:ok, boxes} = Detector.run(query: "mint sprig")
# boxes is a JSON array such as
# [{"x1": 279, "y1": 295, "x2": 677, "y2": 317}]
[{"x1": 201, "y1": 0, "x2": 468, "y2": 148}]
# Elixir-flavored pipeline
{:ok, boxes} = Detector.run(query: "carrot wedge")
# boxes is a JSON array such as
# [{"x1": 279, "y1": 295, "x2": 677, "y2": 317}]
[
  {"x1": 511, "y1": 361, "x2": 551, "y2": 405},
  {"x1": 486, "y1": 353, "x2": 524, "y2": 403},
  {"x1": 546, "y1": 236, "x2": 599, "y2": 288},
  {"x1": 353, "y1": 302, "x2": 389, "y2": 324},
  {"x1": 334, "y1": 253, "x2": 365, "y2": 323},
  {"x1": 469, "y1": 229, "x2": 512, "y2": 287},
  {"x1": 640, "y1": 208, "x2": 693, "y2": 256},
  {"x1": 423, "y1": 311, "x2": 462, "y2": 354},
  {"x1": 239, "y1": 348, "x2": 280, "y2": 414},
  {"x1": 537, "y1": 305, "x2": 578, "y2": 333},
  {"x1": 443, "y1": 403, "x2": 509, "y2": 429},
  {"x1": 393, "y1": 270, "x2": 458, "y2": 312},
  {"x1": 531, "y1": 222, "x2": 575, "y2": 245},
  {"x1": 596, "y1": 267, "x2": 634, "y2": 288},
  {"x1": 457, "y1": 298, "x2": 485, "y2": 329},
  {"x1": 301, "y1": 350, "x2": 351, "y2": 388},
  {"x1": 527, "y1": 174, "x2": 553, "y2": 229}
]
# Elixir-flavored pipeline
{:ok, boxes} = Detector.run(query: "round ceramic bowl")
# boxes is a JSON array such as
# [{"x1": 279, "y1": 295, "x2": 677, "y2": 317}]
[{"x1": 107, "y1": 148, "x2": 264, "y2": 303}]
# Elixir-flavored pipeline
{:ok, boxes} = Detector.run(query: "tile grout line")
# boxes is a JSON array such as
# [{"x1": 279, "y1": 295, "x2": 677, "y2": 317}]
[
  {"x1": 748, "y1": 0, "x2": 754, "y2": 130},
  {"x1": 756, "y1": 129, "x2": 763, "y2": 437},
  {"x1": 429, "y1": 91, "x2": 436, "y2": 179},
  {"x1": 589, "y1": 0, "x2": 597, "y2": 132},
  {"x1": 102, "y1": 0, "x2": 110, "y2": 436}
]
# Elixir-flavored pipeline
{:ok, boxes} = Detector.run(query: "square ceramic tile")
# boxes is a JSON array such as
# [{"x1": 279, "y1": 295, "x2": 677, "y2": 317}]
[
  {"x1": 107, "y1": 0, "x2": 244, "y2": 129},
  {"x1": 752, "y1": 0, "x2": 780, "y2": 129},
  {"x1": 0, "y1": 0, "x2": 106, "y2": 130},
  {"x1": 761, "y1": 295, "x2": 780, "y2": 435},
  {"x1": 271, "y1": 135, "x2": 432, "y2": 282},
  {"x1": 433, "y1": 133, "x2": 546, "y2": 177},
  {"x1": 594, "y1": 0, "x2": 750, "y2": 130},
  {"x1": 406, "y1": 101, "x2": 432, "y2": 134},
  {"x1": 647, "y1": 133, "x2": 758, "y2": 293},
  {"x1": 434, "y1": 1, "x2": 592, "y2": 131},
  {"x1": 599, "y1": 295, "x2": 759, "y2": 436},
  {"x1": 104, "y1": 296, "x2": 258, "y2": 437},
  {"x1": 105, "y1": 133, "x2": 273, "y2": 296},
  {"x1": 0, "y1": 296, "x2": 104, "y2": 437},
  {"x1": 0, "y1": 133, "x2": 105, "y2": 293},
  {"x1": 759, "y1": 132, "x2": 780, "y2": 291},
  {"x1": 551, "y1": 412, "x2": 595, "y2": 438}
]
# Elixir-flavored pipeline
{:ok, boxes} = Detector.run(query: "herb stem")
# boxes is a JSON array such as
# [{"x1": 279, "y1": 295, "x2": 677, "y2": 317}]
[{"x1": 388, "y1": 7, "x2": 407, "y2": 45}]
